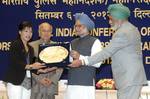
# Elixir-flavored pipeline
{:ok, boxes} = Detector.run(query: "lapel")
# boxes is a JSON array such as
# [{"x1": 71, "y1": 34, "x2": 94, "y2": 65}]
[{"x1": 17, "y1": 38, "x2": 33, "y2": 63}]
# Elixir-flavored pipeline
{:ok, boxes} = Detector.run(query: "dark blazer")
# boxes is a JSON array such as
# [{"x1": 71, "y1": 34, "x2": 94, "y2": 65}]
[{"x1": 3, "y1": 38, "x2": 34, "y2": 85}]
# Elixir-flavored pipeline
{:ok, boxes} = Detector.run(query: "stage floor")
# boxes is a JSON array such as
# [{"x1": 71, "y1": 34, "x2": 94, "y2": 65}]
[{"x1": 1, "y1": 80, "x2": 150, "y2": 99}]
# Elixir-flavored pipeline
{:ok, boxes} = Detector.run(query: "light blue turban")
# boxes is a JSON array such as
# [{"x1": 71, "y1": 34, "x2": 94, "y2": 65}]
[
  {"x1": 74, "y1": 13, "x2": 95, "y2": 31},
  {"x1": 108, "y1": 4, "x2": 130, "y2": 20}
]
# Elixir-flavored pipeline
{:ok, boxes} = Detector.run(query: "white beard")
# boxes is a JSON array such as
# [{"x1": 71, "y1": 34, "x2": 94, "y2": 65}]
[
  {"x1": 80, "y1": 27, "x2": 89, "y2": 37},
  {"x1": 111, "y1": 24, "x2": 121, "y2": 31},
  {"x1": 82, "y1": 27, "x2": 88, "y2": 33}
]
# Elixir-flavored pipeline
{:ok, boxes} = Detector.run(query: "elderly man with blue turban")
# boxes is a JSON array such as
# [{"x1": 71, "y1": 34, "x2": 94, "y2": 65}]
[
  {"x1": 69, "y1": 4, "x2": 147, "y2": 99},
  {"x1": 64, "y1": 13, "x2": 102, "y2": 99}
]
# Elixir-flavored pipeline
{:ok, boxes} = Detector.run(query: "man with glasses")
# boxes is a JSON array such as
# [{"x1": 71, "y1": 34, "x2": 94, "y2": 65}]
[{"x1": 65, "y1": 13, "x2": 102, "y2": 99}]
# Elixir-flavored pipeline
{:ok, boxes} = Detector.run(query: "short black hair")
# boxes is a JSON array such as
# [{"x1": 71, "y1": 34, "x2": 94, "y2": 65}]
[{"x1": 18, "y1": 21, "x2": 32, "y2": 31}]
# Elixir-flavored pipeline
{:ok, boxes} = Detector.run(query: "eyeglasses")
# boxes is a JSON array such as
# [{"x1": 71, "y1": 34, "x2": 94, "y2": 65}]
[
  {"x1": 74, "y1": 24, "x2": 82, "y2": 28},
  {"x1": 74, "y1": 24, "x2": 86, "y2": 29},
  {"x1": 40, "y1": 30, "x2": 52, "y2": 33}
]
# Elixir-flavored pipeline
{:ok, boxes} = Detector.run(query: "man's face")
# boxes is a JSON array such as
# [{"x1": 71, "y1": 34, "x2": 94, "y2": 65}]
[
  {"x1": 74, "y1": 20, "x2": 88, "y2": 36},
  {"x1": 108, "y1": 15, "x2": 116, "y2": 27},
  {"x1": 39, "y1": 24, "x2": 52, "y2": 42},
  {"x1": 108, "y1": 15, "x2": 123, "y2": 30}
]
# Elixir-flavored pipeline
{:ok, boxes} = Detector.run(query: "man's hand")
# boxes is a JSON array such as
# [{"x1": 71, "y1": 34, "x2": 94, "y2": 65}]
[
  {"x1": 39, "y1": 78, "x2": 52, "y2": 87},
  {"x1": 46, "y1": 67, "x2": 57, "y2": 72},
  {"x1": 70, "y1": 50, "x2": 80, "y2": 59},
  {"x1": 37, "y1": 67, "x2": 57, "y2": 74},
  {"x1": 68, "y1": 59, "x2": 82, "y2": 68}
]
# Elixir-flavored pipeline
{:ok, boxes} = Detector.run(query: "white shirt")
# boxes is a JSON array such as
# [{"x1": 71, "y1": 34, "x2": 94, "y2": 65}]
[{"x1": 70, "y1": 39, "x2": 103, "y2": 68}]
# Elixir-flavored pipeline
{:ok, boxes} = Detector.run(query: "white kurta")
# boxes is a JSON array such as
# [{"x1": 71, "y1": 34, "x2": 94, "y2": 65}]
[
  {"x1": 65, "y1": 85, "x2": 95, "y2": 99},
  {"x1": 65, "y1": 39, "x2": 103, "y2": 99}
]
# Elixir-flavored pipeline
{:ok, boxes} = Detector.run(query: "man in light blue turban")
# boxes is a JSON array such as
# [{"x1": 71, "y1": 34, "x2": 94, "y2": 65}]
[
  {"x1": 65, "y1": 13, "x2": 103, "y2": 99},
  {"x1": 74, "y1": 13, "x2": 95, "y2": 31},
  {"x1": 69, "y1": 4, "x2": 147, "y2": 99}
]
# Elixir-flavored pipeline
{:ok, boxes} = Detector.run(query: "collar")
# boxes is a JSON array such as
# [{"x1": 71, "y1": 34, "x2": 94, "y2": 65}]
[{"x1": 39, "y1": 39, "x2": 51, "y2": 45}]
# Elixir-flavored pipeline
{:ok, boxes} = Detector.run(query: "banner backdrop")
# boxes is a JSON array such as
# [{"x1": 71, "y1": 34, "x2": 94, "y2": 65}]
[{"x1": 0, "y1": 0, "x2": 150, "y2": 80}]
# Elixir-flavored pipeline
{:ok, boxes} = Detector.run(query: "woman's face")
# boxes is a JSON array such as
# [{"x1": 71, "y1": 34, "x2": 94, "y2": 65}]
[{"x1": 19, "y1": 27, "x2": 33, "y2": 43}]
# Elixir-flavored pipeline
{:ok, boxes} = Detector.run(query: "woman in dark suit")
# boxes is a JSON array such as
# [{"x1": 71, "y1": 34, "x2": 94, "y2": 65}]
[{"x1": 3, "y1": 21, "x2": 44, "y2": 99}]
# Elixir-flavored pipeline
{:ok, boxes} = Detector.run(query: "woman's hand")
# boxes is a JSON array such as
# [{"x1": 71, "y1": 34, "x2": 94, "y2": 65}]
[{"x1": 26, "y1": 62, "x2": 45, "y2": 70}]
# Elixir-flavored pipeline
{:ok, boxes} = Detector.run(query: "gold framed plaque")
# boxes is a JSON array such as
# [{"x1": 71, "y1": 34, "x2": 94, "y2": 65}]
[{"x1": 38, "y1": 43, "x2": 70, "y2": 68}]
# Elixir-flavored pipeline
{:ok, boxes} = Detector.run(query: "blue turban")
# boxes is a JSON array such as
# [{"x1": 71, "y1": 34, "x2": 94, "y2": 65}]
[
  {"x1": 74, "y1": 13, "x2": 95, "y2": 31},
  {"x1": 108, "y1": 4, "x2": 130, "y2": 20}
]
